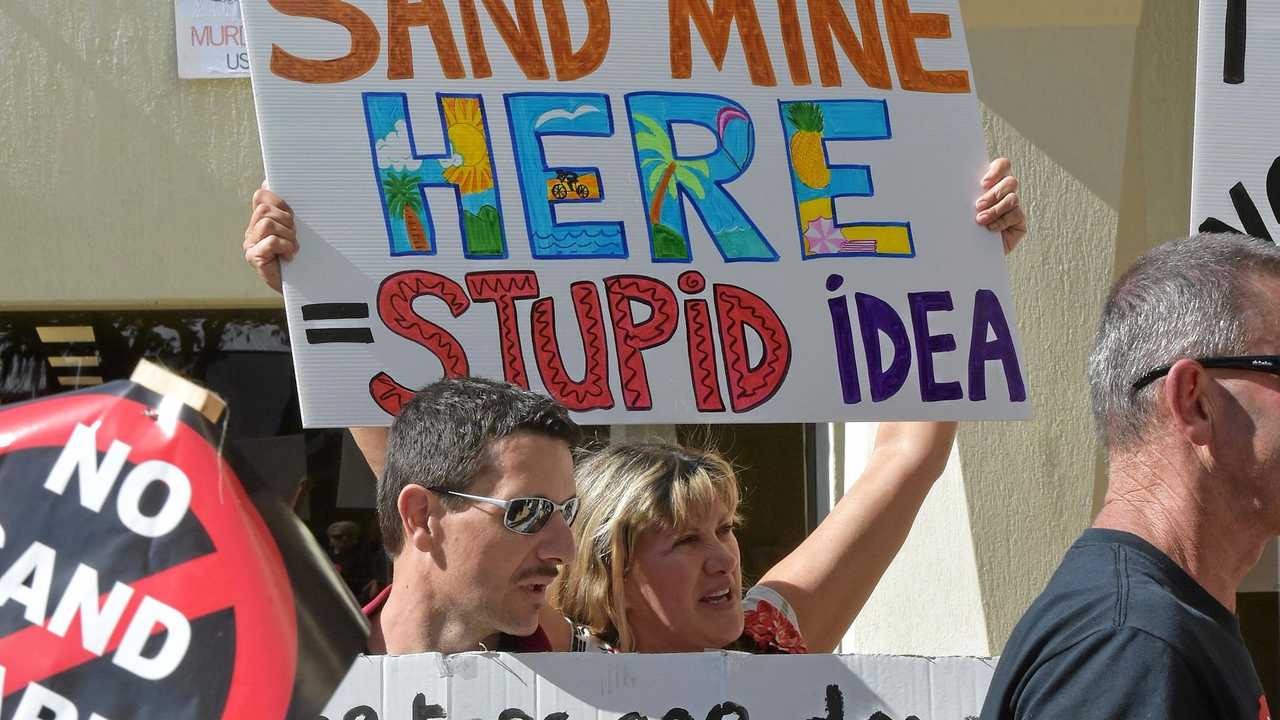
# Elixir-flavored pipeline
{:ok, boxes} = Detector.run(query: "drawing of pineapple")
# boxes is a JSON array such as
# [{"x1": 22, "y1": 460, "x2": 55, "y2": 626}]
[{"x1": 787, "y1": 102, "x2": 831, "y2": 190}]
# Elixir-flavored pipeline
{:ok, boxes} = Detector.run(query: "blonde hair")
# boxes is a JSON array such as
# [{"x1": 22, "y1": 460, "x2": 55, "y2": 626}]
[{"x1": 550, "y1": 442, "x2": 740, "y2": 651}]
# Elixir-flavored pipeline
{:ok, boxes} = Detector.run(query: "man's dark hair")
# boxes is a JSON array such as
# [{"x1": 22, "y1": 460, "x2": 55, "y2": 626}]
[{"x1": 378, "y1": 377, "x2": 579, "y2": 555}]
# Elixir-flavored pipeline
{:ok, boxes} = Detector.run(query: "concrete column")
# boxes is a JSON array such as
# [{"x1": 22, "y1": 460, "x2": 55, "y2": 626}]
[{"x1": 836, "y1": 423, "x2": 991, "y2": 655}]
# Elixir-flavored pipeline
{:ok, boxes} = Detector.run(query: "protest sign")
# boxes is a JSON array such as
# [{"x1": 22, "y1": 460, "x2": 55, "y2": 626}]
[
  {"x1": 1191, "y1": 1, "x2": 1280, "y2": 237},
  {"x1": 0, "y1": 366, "x2": 366, "y2": 719},
  {"x1": 242, "y1": 0, "x2": 1029, "y2": 427},
  {"x1": 174, "y1": 0, "x2": 251, "y2": 78},
  {"x1": 319, "y1": 651, "x2": 993, "y2": 720}
]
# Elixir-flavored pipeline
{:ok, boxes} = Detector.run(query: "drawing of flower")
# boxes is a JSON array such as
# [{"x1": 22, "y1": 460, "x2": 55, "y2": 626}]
[{"x1": 742, "y1": 600, "x2": 807, "y2": 654}]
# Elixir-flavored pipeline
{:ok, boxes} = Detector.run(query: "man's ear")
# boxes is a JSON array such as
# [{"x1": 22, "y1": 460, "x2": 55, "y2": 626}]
[
  {"x1": 1162, "y1": 359, "x2": 1213, "y2": 447},
  {"x1": 398, "y1": 485, "x2": 435, "y2": 553}
]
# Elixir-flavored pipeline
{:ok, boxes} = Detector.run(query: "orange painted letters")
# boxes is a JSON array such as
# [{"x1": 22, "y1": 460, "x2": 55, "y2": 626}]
[
  {"x1": 544, "y1": 0, "x2": 611, "y2": 81},
  {"x1": 459, "y1": 0, "x2": 551, "y2": 80},
  {"x1": 386, "y1": 0, "x2": 467, "y2": 80},
  {"x1": 776, "y1": 0, "x2": 812, "y2": 86},
  {"x1": 267, "y1": 0, "x2": 379, "y2": 83},
  {"x1": 882, "y1": 0, "x2": 970, "y2": 93},
  {"x1": 807, "y1": 0, "x2": 890, "y2": 89},
  {"x1": 668, "y1": 0, "x2": 777, "y2": 87}
]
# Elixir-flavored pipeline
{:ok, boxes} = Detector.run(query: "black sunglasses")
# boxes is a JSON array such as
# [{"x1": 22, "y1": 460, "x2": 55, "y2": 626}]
[
  {"x1": 428, "y1": 487, "x2": 579, "y2": 535},
  {"x1": 1131, "y1": 355, "x2": 1280, "y2": 393}
]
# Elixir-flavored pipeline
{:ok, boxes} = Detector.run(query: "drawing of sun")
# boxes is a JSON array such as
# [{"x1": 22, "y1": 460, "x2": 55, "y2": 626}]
[{"x1": 442, "y1": 98, "x2": 495, "y2": 195}]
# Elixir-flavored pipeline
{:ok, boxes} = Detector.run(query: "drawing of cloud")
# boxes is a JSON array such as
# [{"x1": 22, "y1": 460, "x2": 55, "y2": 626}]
[
  {"x1": 438, "y1": 153, "x2": 463, "y2": 169},
  {"x1": 534, "y1": 104, "x2": 601, "y2": 129},
  {"x1": 377, "y1": 119, "x2": 423, "y2": 172}
]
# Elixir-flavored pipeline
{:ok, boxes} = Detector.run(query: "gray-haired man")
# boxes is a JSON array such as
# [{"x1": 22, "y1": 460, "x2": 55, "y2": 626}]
[{"x1": 981, "y1": 234, "x2": 1275, "y2": 720}]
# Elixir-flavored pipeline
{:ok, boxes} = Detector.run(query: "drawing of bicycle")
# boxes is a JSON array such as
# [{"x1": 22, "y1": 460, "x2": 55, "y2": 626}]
[{"x1": 551, "y1": 170, "x2": 591, "y2": 200}]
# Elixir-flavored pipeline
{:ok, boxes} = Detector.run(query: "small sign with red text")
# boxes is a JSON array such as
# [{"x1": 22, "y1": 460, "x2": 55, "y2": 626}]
[{"x1": 175, "y1": 0, "x2": 249, "y2": 79}]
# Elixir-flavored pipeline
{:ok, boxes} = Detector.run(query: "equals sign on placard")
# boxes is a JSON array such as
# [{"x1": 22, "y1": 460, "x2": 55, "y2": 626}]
[{"x1": 302, "y1": 303, "x2": 374, "y2": 344}]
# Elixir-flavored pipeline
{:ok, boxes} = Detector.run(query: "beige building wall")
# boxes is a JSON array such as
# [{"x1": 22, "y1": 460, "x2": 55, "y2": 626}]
[
  {"x1": 0, "y1": 0, "x2": 1201, "y2": 655},
  {"x1": 0, "y1": 0, "x2": 273, "y2": 309},
  {"x1": 845, "y1": 0, "x2": 1200, "y2": 654}
]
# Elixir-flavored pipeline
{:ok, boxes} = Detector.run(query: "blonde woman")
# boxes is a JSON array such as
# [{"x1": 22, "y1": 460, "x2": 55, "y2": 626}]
[
  {"x1": 543, "y1": 421, "x2": 957, "y2": 653},
  {"x1": 543, "y1": 159, "x2": 1025, "y2": 653}
]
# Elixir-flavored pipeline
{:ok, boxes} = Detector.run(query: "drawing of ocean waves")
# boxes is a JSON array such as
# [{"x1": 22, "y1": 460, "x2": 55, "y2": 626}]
[{"x1": 533, "y1": 227, "x2": 624, "y2": 254}]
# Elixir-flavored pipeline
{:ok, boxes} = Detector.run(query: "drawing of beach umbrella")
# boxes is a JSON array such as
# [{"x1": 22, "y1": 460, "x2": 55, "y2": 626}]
[
  {"x1": 805, "y1": 216, "x2": 845, "y2": 254},
  {"x1": 715, "y1": 107, "x2": 751, "y2": 171}
]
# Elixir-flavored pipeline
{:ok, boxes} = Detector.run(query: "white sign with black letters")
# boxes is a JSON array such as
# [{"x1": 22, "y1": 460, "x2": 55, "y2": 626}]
[
  {"x1": 320, "y1": 652, "x2": 994, "y2": 720},
  {"x1": 1192, "y1": 1, "x2": 1280, "y2": 237}
]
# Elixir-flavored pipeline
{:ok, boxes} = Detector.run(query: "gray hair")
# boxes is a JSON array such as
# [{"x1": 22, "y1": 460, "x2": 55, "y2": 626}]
[{"x1": 1088, "y1": 233, "x2": 1280, "y2": 451}]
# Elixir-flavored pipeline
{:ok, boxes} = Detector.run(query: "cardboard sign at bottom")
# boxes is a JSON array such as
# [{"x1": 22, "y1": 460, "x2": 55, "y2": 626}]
[{"x1": 321, "y1": 652, "x2": 995, "y2": 720}]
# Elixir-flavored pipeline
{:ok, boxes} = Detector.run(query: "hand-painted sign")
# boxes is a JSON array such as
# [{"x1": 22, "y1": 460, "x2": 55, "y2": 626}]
[
  {"x1": 319, "y1": 651, "x2": 994, "y2": 720},
  {"x1": 174, "y1": 0, "x2": 250, "y2": 78},
  {"x1": 1192, "y1": 1, "x2": 1280, "y2": 238},
  {"x1": 0, "y1": 381, "x2": 365, "y2": 719},
  {"x1": 242, "y1": 0, "x2": 1028, "y2": 427}
]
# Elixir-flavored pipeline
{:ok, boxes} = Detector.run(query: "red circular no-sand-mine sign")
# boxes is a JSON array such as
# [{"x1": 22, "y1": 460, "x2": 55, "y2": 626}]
[{"x1": 0, "y1": 389, "x2": 298, "y2": 719}]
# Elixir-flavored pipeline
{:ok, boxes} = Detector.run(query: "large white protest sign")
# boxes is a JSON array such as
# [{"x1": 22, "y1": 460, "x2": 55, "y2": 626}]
[
  {"x1": 174, "y1": 0, "x2": 251, "y2": 78},
  {"x1": 1191, "y1": 1, "x2": 1280, "y2": 237},
  {"x1": 242, "y1": 0, "x2": 1029, "y2": 427},
  {"x1": 320, "y1": 652, "x2": 994, "y2": 720}
]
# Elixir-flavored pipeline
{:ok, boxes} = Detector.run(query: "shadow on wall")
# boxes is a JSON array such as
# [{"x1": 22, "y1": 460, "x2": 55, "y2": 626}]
[{"x1": 964, "y1": 5, "x2": 1141, "y2": 210}]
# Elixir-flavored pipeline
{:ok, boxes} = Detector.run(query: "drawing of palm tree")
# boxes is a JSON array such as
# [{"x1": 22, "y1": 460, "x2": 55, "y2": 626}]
[
  {"x1": 634, "y1": 114, "x2": 710, "y2": 225},
  {"x1": 383, "y1": 169, "x2": 430, "y2": 252}
]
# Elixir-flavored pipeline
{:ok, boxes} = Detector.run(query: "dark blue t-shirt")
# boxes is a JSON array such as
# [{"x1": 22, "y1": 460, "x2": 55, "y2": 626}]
[{"x1": 980, "y1": 529, "x2": 1269, "y2": 720}]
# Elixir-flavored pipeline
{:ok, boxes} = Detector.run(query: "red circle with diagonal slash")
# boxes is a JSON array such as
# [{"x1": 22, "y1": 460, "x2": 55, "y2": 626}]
[{"x1": 0, "y1": 391, "x2": 297, "y2": 719}]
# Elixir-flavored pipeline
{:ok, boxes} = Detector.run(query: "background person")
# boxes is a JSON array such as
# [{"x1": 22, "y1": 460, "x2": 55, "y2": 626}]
[
  {"x1": 979, "y1": 234, "x2": 1277, "y2": 720},
  {"x1": 326, "y1": 520, "x2": 381, "y2": 603}
]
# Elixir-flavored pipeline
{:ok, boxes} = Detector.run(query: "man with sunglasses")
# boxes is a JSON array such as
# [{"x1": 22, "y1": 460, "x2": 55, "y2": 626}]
[
  {"x1": 981, "y1": 233, "x2": 1276, "y2": 720},
  {"x1": 363, "y1": 376, "x2": 580, "y2": 655}
]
